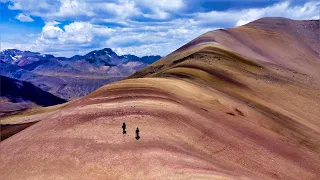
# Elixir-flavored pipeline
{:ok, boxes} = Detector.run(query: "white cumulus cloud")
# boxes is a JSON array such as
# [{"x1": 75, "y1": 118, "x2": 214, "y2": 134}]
[
  {"x1": 15, "y1": 13, "x2": 34, "y2": 22},
  {"x1": 193, "y1": 1, "x2": 320, "y2": 27},
  {"x1": 3, "y1": 0, "x2": 320, "y2": 57}
]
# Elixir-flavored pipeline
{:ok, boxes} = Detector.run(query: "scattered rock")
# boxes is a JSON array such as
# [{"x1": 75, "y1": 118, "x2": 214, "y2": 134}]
[
  {"x1": 235, "y1": 108, "x2": 244, "y2": 116},
  {"x1": 226, "y1": 112, "x2": 235, "y2": 116}
]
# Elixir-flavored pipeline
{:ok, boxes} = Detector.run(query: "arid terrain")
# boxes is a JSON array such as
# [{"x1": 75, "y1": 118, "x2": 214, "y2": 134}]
[{"x1": 1, "y1": 17, "x2": 320, "y2": 180}]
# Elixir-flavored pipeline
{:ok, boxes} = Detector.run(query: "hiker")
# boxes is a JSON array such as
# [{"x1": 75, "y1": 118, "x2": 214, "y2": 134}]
[
  {"x1": 122, "y1": 123, "x2": 126, "y2": 134},
  {"x1": 135, "y1": 127, "x2": 140, "y2": 140}
]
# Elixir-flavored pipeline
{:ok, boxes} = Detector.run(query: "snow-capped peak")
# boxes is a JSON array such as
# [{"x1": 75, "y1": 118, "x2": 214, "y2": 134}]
[
  {"x1": 15, "y1": 55, "x2": 22, "y2": 59},
  {"x1": 9, "y1": 55, "x2": 20, "y2": 64}
]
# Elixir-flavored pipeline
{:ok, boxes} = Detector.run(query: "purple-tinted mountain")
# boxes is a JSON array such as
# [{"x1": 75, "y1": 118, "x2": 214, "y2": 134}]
[
  {"x1": 0, "y1": 48, "x2": 161, "y2": 100},
  {"x1": 0, "y1": 75, "x2": 67, "y2": 115}
]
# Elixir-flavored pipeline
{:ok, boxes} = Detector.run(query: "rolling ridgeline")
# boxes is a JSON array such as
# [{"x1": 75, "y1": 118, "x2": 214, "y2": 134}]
[{"x1": 1, "y1": 17, "x2": 320, "y2": 180}]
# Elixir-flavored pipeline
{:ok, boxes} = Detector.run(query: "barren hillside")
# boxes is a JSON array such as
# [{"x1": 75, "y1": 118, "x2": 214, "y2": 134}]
[{"x1": 1, "y1": 18, "x2": 320, "y2": 180}]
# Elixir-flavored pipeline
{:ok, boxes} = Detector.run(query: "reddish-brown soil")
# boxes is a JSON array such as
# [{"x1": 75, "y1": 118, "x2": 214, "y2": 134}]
[{"x1": 1, "y1": 17, "x2": 320, "y2": 180}]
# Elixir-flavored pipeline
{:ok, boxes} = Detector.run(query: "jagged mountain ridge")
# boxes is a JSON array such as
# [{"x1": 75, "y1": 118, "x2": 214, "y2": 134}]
[{"x1": 0, "y1": 48, "x2": 161, "y2": 100}]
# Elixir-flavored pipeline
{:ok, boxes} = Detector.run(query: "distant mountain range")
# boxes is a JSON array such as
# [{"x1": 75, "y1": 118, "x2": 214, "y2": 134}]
[{"x1": 0, "y1": 48, "x2": 161, "y2": 100}]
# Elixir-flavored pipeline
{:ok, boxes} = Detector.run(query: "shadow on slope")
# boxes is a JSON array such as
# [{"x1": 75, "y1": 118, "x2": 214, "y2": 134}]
[{"x1": 0, "y1": 75, "x2": 67, "y2": 107}]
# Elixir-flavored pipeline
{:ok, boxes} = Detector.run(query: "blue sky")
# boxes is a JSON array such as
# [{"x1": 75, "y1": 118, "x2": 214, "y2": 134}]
[{"x1": 0, "y1": 0, "x2": 319, "y2": 57}]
